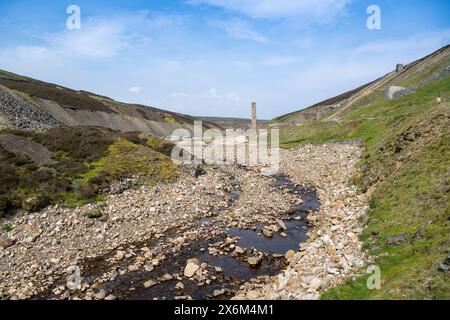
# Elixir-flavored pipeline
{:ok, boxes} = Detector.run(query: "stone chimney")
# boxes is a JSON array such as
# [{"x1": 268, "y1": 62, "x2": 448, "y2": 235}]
[
  {"x1": 251, "y1": 102, "x2": 257, "y2": 130},
  {"x1": 396, "y1": 64, "x2": 404, "y2": 73}
]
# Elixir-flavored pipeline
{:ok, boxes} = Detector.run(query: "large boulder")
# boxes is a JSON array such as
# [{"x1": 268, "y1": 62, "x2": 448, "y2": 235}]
[{"x1": 384, "y1": 86, "x2": 412, "y2": 100}]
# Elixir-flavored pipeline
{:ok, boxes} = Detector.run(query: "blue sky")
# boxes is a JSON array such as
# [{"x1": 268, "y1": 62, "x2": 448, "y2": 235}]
[{"x1": 0, "y1": 0, "x2": 449, "y2": 119}]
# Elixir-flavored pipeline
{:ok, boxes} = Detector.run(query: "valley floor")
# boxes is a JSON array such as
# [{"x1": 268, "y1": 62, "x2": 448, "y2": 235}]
[{"x1": 0, "y1": 143, "x2": 369, "y2": 300}]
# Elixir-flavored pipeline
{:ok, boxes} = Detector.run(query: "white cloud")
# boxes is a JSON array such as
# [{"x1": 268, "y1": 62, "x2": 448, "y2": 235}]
[
  {"x1": 280, "y1": 31, "x2": 450, "y2": 113},
  {"x1": 351, "y1": 29, "x2": 450, "y2": 55},
  {"x1": 49, "y1": 20, "x2": 129, "y2": 59},
  {"x1": 1, "y1": 13, "x2": 153, "y2": 64},
  {"x1": 0, "y1": 45, "x2": 65, "y2": 78},
  {"x1": 129, "y1": 86, "x2": 142, "y2": 93},
  {"x1": 189, "y1": 0, "x2": 351, "y2": 22},
  {"x1": 226, "y1": 93, "x2": 241, "y2": 102},
  {"x1": 207, "y1": 88, "x2": 221, "y2": 99},
  {"x1": 293, "y1": 36, "x2": 318, "y2": 49},
  {"x1": 211, "y1": 19, "x2": 270, "y2": 43},
  {"x1": 170, "y1": 92, "x2": 190, "y2": 98},
  {"x1": 145, "y1": 13, "x2": 188, "y2": 29}
]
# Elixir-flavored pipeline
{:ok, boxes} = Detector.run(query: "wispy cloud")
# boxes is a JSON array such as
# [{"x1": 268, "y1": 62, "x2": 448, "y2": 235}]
[
  {"x1": 50, "y1": 19, "x2": 130, "y2": 59},
  {"x1": 170, "y1": 92, "x2": 190, "y2": 98},
  {"x1": 3, "y1": 13, "x2": 153, "y2": 62},
  {"x1": 0, "y1": 2, "x2": 448, "y2": 119},
  {"x1": 207, "y1": 87, "x2": 221, "y2": 99},
  {"x1": 351, "y1": 29, "x2": 450, "y2": 55},
  {"x1": 129, "y1": 86, "x2": 142, "y2": 93},
  {"x1": 226, "y1": 93, "x2": 241, "y2": 102},
  {"x1": 189, "y1": 0, "x2": 351, "y2": 22},
  {"x1": 211, "y1": 19, "x2": 269, "y2": 43}
]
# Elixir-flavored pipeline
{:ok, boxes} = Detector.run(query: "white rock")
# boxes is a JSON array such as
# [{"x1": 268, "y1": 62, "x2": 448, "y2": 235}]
[
  {"x1": 175, "y1": 282, "x2": 184, "y2": 290},
  {"x1": 213, "y1": 289, "x2": 226, "y2": 297},
  {"x1": 184, "y1": 259, "x2": 201, "y2": 278},
  {"x1": 234, "y1": 246, "x2": 244, "y2": 255},
  {"x1": 144, "y1": 280, "x2": 157, "y2": 288}
]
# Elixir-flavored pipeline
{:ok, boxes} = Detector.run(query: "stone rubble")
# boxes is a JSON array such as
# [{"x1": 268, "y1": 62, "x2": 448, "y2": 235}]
[
  {"x1": 233, "y1": 144, "x2": 371, "y2": 300},
  {"x1": 0, "y1": 143, "x2": 370, "y2": 300},
  {"x1": 0, "y1": 163, "x2": 292, "y2": 300},
  {"x1": 0, "y1": 85, "x2": 61, "y2": 131}
]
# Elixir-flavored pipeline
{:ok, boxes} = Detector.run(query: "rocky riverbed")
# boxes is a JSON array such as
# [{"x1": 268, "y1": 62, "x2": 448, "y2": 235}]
[
  {"x1": 234, "y1": 143, "x2": 371, "y2": 300},
  {"x1": 0, "y1": 143, "x2": 370, "y2": 300}
]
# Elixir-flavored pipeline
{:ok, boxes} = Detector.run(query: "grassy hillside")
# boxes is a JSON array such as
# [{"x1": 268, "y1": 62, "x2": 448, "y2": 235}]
[
  {"x1": 279, "y1": 76, "x2": 450, "y2": 299},
  {"x1": 274, "y1": 45, "x2": 449, "y2": 125},
  {"x1": 273, "y1": 78, "x2": 379, "y2": 124},
  {"x1": 0, "y1": 72, "x2": 114, "y2": 113},
  {"x1": 0, "y1": 127, "x2": 177, "y2": 215},
  {"x1": 0, "y1": 69, "x2": 215, "y2": 128}
]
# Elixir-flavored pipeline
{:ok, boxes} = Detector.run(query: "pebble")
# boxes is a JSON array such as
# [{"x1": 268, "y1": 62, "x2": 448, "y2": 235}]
[
  {"x1": 247, "y1": 256, "x2": 262, "y2": 267},
  {"x1": 213, "y1": 289, "x2": 226, "y2": 297},
  {"x1": 175, "y1": 282, "x2": 184, "y2": 291},
  {"x1": 184, "y1": 259, "x2": 201, "y2": 278},
  {"x1": 285, "y1": 250, "x2": 296, "y2": 259},
  {"x1": 144, "y1": 280, "x2": 157, "y2": 289}
]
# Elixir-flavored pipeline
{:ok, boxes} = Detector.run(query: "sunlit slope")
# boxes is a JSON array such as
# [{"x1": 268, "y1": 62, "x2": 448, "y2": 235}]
[
  {"x1": 277, "y1": 61, "x2": 450, "y2": 299},
  {"x1": 274, "y1": 45, "x2": 449, "y2": 125}
]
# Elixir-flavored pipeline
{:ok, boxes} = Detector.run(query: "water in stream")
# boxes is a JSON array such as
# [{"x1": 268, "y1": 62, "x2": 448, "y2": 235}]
[
  {"x1": 40, "y1": 174, "x2": 320, "y2": 300},
  {"x1": 228, "y1": 175, "x2": 320, "y2": 255}
]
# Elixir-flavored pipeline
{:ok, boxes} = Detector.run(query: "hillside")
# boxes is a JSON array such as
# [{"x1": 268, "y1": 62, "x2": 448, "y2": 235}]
[
  {"x1": 275, "y1": 45, "x2": 450, "y2": 299},
  {"x1": 0, "y1": 126, "x2": 177, "y2": 214},
  {"x1": 0, "y1": 70, "x2": 227, "y2": 215},
  {"x1": 0, "y1": 69, "x2": 221, "y2": 136},
  {"x1": 274, "y1": 45, "x2": 450, "y2": 124},
  {"x1": 0, "y1": 70, "x2": 214, "y2": 215}
]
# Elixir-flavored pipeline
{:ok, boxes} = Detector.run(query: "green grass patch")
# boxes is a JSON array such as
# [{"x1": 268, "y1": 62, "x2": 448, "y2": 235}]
[
  {"x1": 82, "y1": 138, "x2": 177, "y2": 186},
  {"x1": 164, "y1": 116, "x2": 177, "y2": 123},
  {"x1": 2, "y1": 223, "x2": 13, "y2": 232},
  {"x1": 323, "y1": 136, "x2": 450, "y2": 299},
  {"x1": 146, "y1": 135, "x2": 175, "y2": 157},
  {"x1": 0, "y1": 127, "x2": 178, "y2": 215},
  {"x1": 279, "y1": 76, "x2": 450, "y2": 299},
  {"x1": 83, "y1": 203, "x2": 107, "y2": 219}
]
